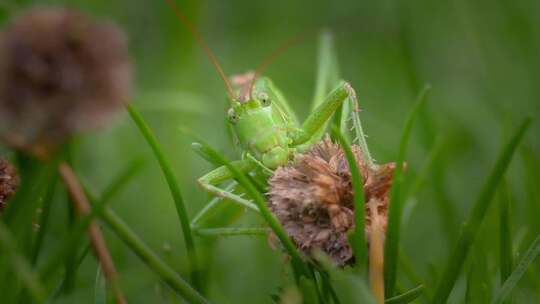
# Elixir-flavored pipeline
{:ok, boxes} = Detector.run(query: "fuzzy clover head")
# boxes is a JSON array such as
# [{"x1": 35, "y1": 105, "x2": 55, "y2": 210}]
[
  {"x1": 0, "y1": 7, "x2": 132, "y2": 154},
  {"x1": 0, "y1": 158, "x2": 19, "y2": 212},
  {"x1": 268, "y1": 136, "x2": 397, "y2": 266}
]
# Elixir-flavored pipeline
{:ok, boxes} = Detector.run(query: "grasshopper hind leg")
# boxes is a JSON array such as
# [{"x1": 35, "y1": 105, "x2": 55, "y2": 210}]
[{"x1": 196, "y1": 161, "x2": 259, "y2": 213}]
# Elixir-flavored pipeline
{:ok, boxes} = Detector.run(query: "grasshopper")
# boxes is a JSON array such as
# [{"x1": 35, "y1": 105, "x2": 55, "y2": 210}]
[{"x1": 164, "y1": 0, "x2": 373, "y2": 235}]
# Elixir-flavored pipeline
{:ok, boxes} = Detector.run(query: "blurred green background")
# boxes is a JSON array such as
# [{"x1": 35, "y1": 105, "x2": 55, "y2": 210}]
[{"x1": 1, "y1": 0, "x2": 539, "y2": 303}]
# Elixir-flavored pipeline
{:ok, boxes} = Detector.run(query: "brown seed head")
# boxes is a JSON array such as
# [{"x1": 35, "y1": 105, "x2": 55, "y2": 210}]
[
  {"x1": 0, "y1": 158, "x2": 19, "y2": 212},
  {"x1": 230, "y1": 71, "x2": 255, "y2": 102},
  {"x1": 268, "y1": 136, "x2": 397, "y2": 266},
  {"x1": 0, "y1": 7, "x2": 132, "y2": 151}
]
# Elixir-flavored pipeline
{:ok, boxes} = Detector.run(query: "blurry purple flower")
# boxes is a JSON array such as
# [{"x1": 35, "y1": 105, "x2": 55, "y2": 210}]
[{"x1": 0, "y1": 7, "x2": 132, "y2": 152}]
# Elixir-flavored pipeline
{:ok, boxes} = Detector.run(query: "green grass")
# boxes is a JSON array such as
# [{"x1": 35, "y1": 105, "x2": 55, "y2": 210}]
[
  {"x1": 433, "y1": 117, "x2": 532, "y2": 303},
  {"x1": 385, "y1": 284, "x2": 424, "y2": 304},
  {"x1": 492, "y1": 233, "x2": 540, "y2": 304},
  {"x1": 499, "y1": 179, "x2": 513, "y2": 284},
  {"x1": 0, "y1": 221, "x2": 45, "y2": 302},
  {"x1": 1, "y1": 0, "x2": 539, "y2": 303},
  {"x1": 127, "y1": 104, "x2": 200, "y2": 289},
  {"x1": 333, "y1": 126, "x2": 367, "y2": 270},
  {"x1": 384, "y1": 85, "x2": 431, "y2": 297}
]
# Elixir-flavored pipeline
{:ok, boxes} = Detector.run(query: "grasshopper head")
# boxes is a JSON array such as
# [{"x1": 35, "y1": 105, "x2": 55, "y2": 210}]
[
  {"x1": 226, "y1": 92, "x2": 273, "y2": 135},
  {"x1": 226, "y1": 87, "x2": 290, "y2": 169}
]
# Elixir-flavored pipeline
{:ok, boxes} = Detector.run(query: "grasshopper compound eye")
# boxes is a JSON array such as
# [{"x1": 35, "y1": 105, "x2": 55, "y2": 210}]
[
  {"x1": 258, "y1": 92, "x2": 271, "y2": 107},
  {"x1": 227, "y1": 108, "x2": 238, "y2": 123}
]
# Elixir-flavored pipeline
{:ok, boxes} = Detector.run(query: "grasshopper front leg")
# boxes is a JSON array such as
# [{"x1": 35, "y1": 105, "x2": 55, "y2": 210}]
[
  {"x1": 291, "y1": 80, "x2": 357, "y2": 149},
  {"x1": 197, "y1": 160, "x2": 259, "y2": 212}
]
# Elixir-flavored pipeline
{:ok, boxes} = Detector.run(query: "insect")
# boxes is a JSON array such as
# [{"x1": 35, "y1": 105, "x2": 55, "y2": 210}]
[{"x1": 164, "y1": 0, "x2": 373, "y2": 233}]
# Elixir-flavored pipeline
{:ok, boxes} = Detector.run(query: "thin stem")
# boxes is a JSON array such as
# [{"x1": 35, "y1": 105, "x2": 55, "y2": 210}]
[
  {"x1": 101, "y1": 207, "x2": 208, "y2": 304},
  {"x1": 499, "y1": 179, "x2": 513, "y2": 284},
  {"x1": 31, "y1": 177, "x2": 57, "y2": 265},
  {"x1": 433, "y1": 117, "x2": 532, "y2": 303},
  {"x1": 58, "y1": 163, "x2": 126, "y2": 304},
  {"x1": 332, "y1": 127, "x2": 367, "y2": 268},
  {"x1": 385, "y1": 285, "x2": 424, "y2": 304},
  {"x1": 369, "y1": 202, "x2": 385, "y2": 304},
  {"x1": 51, "y1": 159, "x2": 142, "y2": 300},
  {"x1": 384, "y1": 85, "x2": 431, "y2": 297},
  {"x1": 194, "y1": 227, "x2": 269, "y2": 237},
  {"x1": 50, "y1": 242, "x2": 92, "y2": 300},
  {"x1": 127, "y1": 104, "x2": 199, "y2": 289},
  {"x1": 493, "y1": 234, "x2": 540, "y2": 304}
]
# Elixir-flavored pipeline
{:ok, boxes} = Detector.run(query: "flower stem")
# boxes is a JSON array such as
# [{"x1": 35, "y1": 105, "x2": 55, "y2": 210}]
[
  {"x1": 127, "y1": 104, "x2": 200, "y2": 289},
  {"x1": 58, "y1": 162, "x2": 126, "y2": 304},
  {"x1": 101, "y1": 207, "x2": 209, "y2": 304}
]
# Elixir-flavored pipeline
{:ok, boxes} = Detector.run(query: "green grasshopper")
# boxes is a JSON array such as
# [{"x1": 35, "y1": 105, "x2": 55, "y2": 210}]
[{"x1": 165, "y1": 0, "x2": 373, "y2": 234}]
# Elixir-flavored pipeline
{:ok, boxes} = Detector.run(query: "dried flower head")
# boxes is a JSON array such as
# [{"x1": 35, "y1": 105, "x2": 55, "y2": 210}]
[
  {"x1": 0, "y1": 7, "x2": 132, "y2": 151},
  {"x1": 230, "y1": 71, "x2": 255, "y2": 102},
  {"x1": 268, "y1": 137, "x2": 397, "y2": 266},
  {"x1": 0, "y1": 158, "x2": 19, "y2": 212}
]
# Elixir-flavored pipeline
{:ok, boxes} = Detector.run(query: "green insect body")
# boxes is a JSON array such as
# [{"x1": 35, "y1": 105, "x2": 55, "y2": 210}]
[
  {"x1": 189, "y1": 34, "x2": 374, "y2": 230},
  {"x1": 227, "y1": 75, "x2": 358, "y2": 172},
  {"x1": 163, "y1": 0, "x2": 374, "y2": 235},
  {"x1": 164, "y1": 6, "x2": 373, "y2": 232}
]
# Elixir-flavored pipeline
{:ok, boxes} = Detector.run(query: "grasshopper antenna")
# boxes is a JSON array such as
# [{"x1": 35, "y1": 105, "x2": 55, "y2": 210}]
[
  {"x1": 248, "y1": 33, "x2": 305, "y2": 100},
  {"x1": 164, "y1": 0, "x2": 235, "y2": 100}
]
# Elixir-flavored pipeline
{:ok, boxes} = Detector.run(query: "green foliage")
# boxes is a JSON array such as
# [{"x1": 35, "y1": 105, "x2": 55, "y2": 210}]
[
  {"x1": 127, "y1": 104, "x2": 200, "y2": 289},
  {"x1": 433, "y1": 117, "x2": 532, "y2": 303},
  {"x1": 0, "y1": 0, "x2": 539, "y2": 303},
  {"x1": 384, "y1": 85, "x2": 430, "y2": 297},
  {"x1": 493, "y1": 234, "x2": 540, "y2": 304},
  {"x1": 332, "y1": 127, "x2": 367, "y2": 270}
]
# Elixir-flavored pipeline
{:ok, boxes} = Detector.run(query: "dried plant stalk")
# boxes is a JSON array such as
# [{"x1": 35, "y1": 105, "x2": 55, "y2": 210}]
[{"x1": 58, "y1": 162, "x2": 126, "y2": 304}]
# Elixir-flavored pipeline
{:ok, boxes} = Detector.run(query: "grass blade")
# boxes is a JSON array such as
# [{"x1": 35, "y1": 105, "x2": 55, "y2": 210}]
[
  {"x1": 314, "y1": 251, "x2": 375, "y2": 303},
  {"x1": 101, "y1": 207, "x2": 208, "y2": 304},
  {"x1": 332, "y1": 127, "x2": 367, "y2": 269},
  {"x1": 384, "y1": 85, "x2": 431, "y2": 297},
  {"x1": 59, "y1": 162, "x2": 126, "y2": 304},
  {"x1": 127, "y1": 104, "x2": 199, "y2": 288},
  {"x1": 385, "y1": 284, "x2": 424, "y2": 304},
  {"x1": 100, "y1": 158, "x2": 146, "y2": 203},
  {"x1": 31, "y1": 177, "x2": 57, "y2": 265},
  {"x1": 94, "y1": 267, "x2": 107, "y2": 304},
  {"x1": 50, "y1": 160, "x2": 144, "y2": 299},
  {"x1": 39, "y1": 160, "x2": 137, "y2": 281},
  {"x1": 49, "y1": 242, "x2": 92, "y2": 300},
  {"x1": 433, "y1": 117, "x2": 532, "y2": 303},
  {"x1": 0, "y1": 221, "x2": 45, "y2": 302},
  {"x1": 499, "y1": 179, "x2": 513, "y2": 283},
  {"x1": 465, "y1": 244, "x2": 491, "y2": 303},
  {"x1": 492, "y1": 234, "x2": 540, "y2": 304},
  {"x1": 192, "y1": 139, "x2": 310, "y2": 278},
  {"x1": 194, "y1": 227, "x2": 269, "y2": 237}
]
